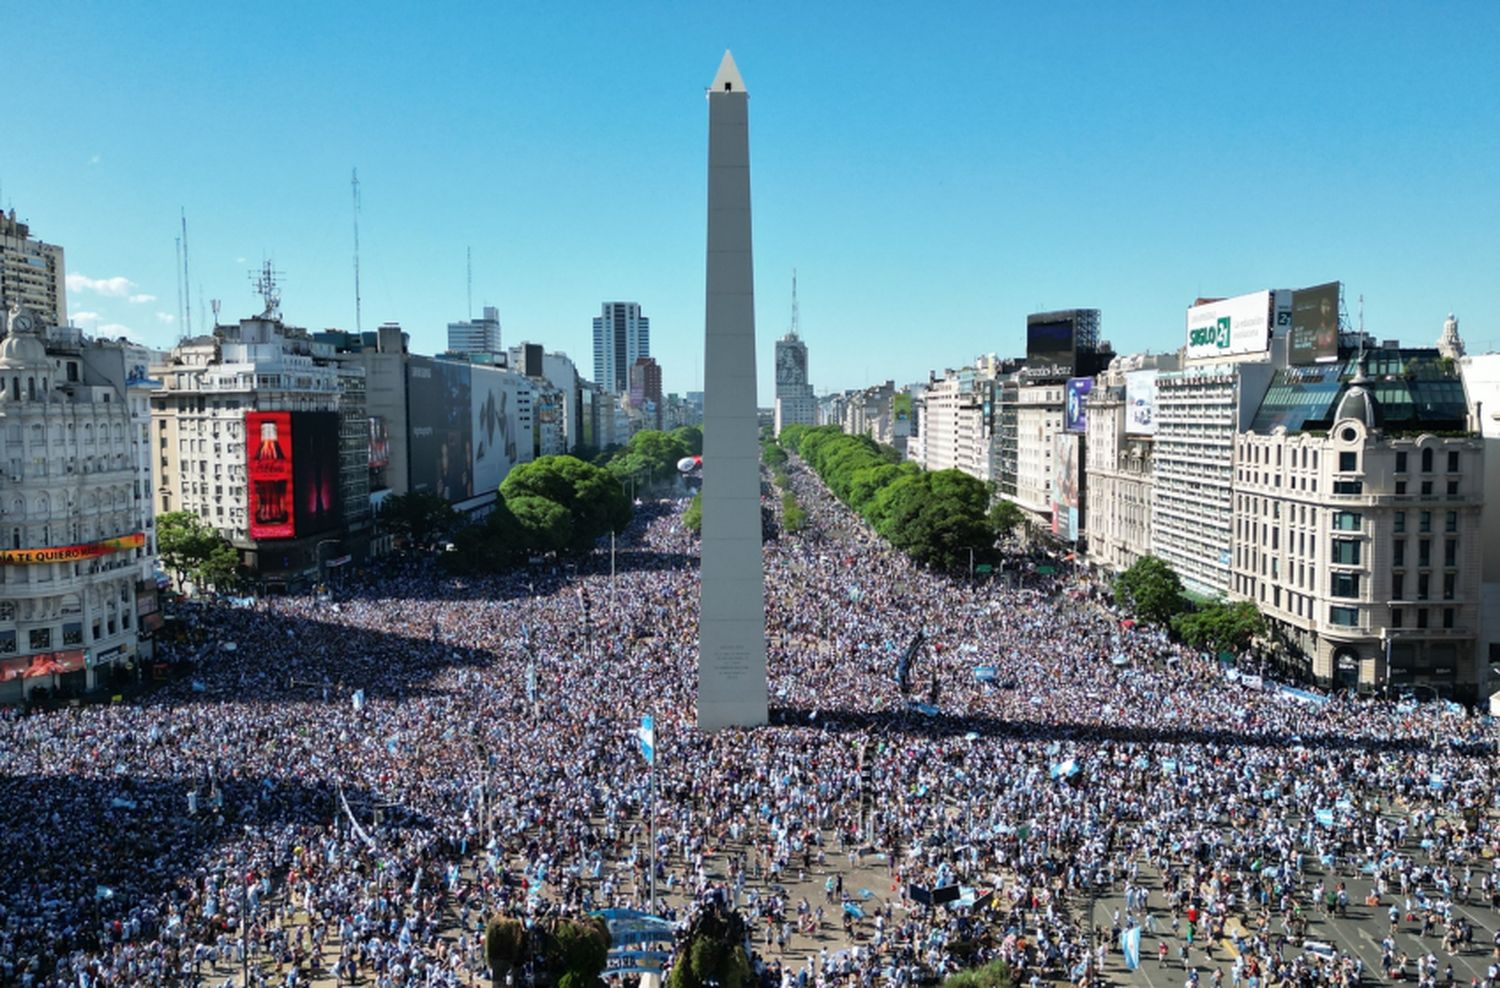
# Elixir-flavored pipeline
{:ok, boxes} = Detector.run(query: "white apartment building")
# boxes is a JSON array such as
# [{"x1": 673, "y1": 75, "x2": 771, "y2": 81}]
[
  {"x1": 152, "y1": 311, "x2": 352, "y2": 583},
  {"x1": 917, "y1": 370, "x2": 989, "y2": 481},
  {"x1": 0, "y1": 307, "x2": 157, "y2": 698},
  {"x1": 447, "y1": 306, "x2": 503, "y2": 357},
  {"x1": 1013, "y1": 375, "x2": 1065, "y2": 522},
  {"x1": 1151, "y1": 361, "x2": 1275, "y2": 596},
  {"x1": 1233, "y1": 350, "x2": 1484, "y2": 699}
]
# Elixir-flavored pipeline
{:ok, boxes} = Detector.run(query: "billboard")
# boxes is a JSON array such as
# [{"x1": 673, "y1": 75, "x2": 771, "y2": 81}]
[
  {"x1": 247, "y1": 411, "x2": 295, "y2": 539},
  {"x1": 368, "y1": 416, "x2": 390, "y2": 469},
  {"x1": 1026, "y1": 317, "x2": 1074, "y2": 372},
  {"x1": 1064, "y1": 377, "x2": 1092, "y2": 433},
  {"x1": 291, "y1": 411, "x2": 341, "y2": 536},
  {"x1": 408, "y1": 357, "x2": 472, "y2": 501},
  {"x1": 472, "y1": 365, "x2": 528, "y2": 496},
  {"x1": 1288, "y1": 282, "x2": 1340, "y2": 365},
  {"x1": 1124, "y1": 370, "x2": 1158, "y2": 436},
  {"x1": 1051, "y1": 432, "x2": 1081, "y2": 542},
  {"x1": 1185, "y1": 290, "x2": 1273, "y2": 360}
]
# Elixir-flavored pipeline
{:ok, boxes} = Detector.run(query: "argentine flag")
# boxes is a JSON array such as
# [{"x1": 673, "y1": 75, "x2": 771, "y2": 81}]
[
  {"x1": 1120, "y1": 926, "x2": 1141, "y2": 970},
  {"x1": 638, "y1": 714, "x2": 655, "y2": 765}
]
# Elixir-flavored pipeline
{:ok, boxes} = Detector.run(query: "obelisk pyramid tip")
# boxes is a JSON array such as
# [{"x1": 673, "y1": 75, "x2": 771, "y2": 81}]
[{"x1": 711, "y1": 49, "x2": 746, "y2": 93}]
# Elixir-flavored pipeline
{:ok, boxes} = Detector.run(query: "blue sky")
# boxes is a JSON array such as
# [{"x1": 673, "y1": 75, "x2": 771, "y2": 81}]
[{"x1": 8, "y1": 1, "x2": 1498, "y2": 402}]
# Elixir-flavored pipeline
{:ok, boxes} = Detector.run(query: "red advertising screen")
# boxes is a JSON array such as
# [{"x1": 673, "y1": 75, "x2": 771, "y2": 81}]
[{"x1": 246, "y1": 411, "x2": 295, "y2": 539}]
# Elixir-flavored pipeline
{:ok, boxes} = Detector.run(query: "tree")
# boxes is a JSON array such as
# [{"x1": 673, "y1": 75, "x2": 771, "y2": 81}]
[
  {"x1": 943, "y1": 960, "x2": 1016, "y2": 988},
  {"x1": 501, "y1": 455, "x2": 631, "y2": 553},
  {"x1": 1115, "y1": 555, "x2": 1186, "y2": 625},
  {"x1": 380, "y1": 491, "x2": 457, "y2": 547},
  {"x1": 666, "y1": 906, "x2": 753, "y2": 988},
  {"x1": 683, "y1": 493, "x2": 702, "y2": 534},
  {"x1": 987, "y1": 499, "x2": 1026, "y2": 540},
  {"x1": 156, "y1": 511, "x2": 240, "y2": 591},
  {"x1": 507, "y1": 495, "x2": 575, "y2": 554},
  {"x1": 760, "y1": 439, "x2": 788, "y2": 468},
  {"x1": 485, "y1": 917, "x2": 527, "y2": 988},
  {"x1": 550, "y1": 917, "x2": 610, "y2": 988},
  {"x1": 670, "y1": 425, "x2": 703, "y2": 456},
  {"x1": 1172, "y1": 601, "x2": 1266, "y2": 655},
  {"x1": 619, "y1": 430, "x2": 690, "y2": 484}
]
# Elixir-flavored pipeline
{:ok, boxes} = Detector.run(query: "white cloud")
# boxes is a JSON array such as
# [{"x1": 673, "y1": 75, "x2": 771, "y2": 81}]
[
  {"x1": 128, "y1": 293, "x2": 156, "y2": 304},
  {"x1": 72, "y1": 310, "x2": 103, "y2": 327},
  {"x1": 89, "y1": 154, "x2": 101, "y2": 166},
  {"x1": 235, "y1": 257, "x2": 247, "y2": 264},
  {"x1": 155, "y1": 312, "x2": 176, "y2": 324},
  {"x1": 66, "y1": 273, "x2": 138, "y2": 298},
  {"x1": 97, "y1": 323, "x2": 132, "y2": 337}
]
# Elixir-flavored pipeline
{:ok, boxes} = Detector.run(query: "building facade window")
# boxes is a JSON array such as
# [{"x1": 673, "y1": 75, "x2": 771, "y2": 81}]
[
  {"x1": 1333, "y1": 510, "x2": 1362, "y2": 531},
  {"x1": 1331, "y1": 539, "x2": 1361, "y2": 565},
  {"x1": 1331, "y1": 572, "x2": 1361, "y2": 598},
  {"x1": 1329, "y1": 605, "x2": 1359, "y2": 627}
]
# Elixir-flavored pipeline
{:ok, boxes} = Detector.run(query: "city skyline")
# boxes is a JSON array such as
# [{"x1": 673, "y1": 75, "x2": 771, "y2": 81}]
[{"x1": 6, "y1": 2, "x2": 1498, "y2": 402}]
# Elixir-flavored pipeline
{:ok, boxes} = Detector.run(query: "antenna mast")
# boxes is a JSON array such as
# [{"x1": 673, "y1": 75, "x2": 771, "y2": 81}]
[
  {"x1": 180, "y1": 209, "x2": 193, "y2": 335},
  {"x1": 352, "y1": 168, "x2": 363, "y2": 333},
  {"x1": 789, "y1": 268, "x2": 800, "y2": 339},
  {"x1": 174, "y1": 236, "x2": 185, "y2": 334},
  {"x1": 211, "y1": 298, "x2": 222, "y2": 327},
  {"x1": 466, "y1": 246, "x2": 473, "y2": 320},
  {"x1": 251, "y1": 260, "x2": 283, "y2": 320}
]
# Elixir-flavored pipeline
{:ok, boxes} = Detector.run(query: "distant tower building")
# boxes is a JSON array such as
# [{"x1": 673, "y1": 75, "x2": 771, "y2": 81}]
[
  {"x1": 1437, "y1": 313, "x2": 1465, "y2": 360},
  {"x1": 447, "y1": 306, "x2": 502, "y2": 357},
  {"x1": 773, "y1": 271, "x2": 816, "y2": 435},
  {"x1": 628, "y1": 356, "x2": 664, "y2": 430},
  {"x1": 0, "y1": 210, "x2": 67, "y2": 329},
  {"x1": 592, "y1": 302, "x2": 650, "y2": 394}
]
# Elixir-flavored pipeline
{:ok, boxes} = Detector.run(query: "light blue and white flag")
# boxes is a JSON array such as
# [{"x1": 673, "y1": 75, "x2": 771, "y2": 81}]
[
  {"x1": 638, "y1": 714, "x2": 655, "y2": 765},
  {"x1": 1121, "y1": 926, "x2": 1141, "y2": 970}
]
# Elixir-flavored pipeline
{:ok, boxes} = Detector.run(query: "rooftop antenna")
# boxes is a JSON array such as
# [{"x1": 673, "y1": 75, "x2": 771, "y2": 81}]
[
  {"x1": 251, "y1": 259, "x2": 283, "y2": 320},
  {"x1": 210, "y1": 298, "x2": 221, "y2": 327},
  {"x1": 1358, "y1": 293, "x2": 1365, "y2": 336},
  {"x1": 789, "y1": 268, "x2": 800, "y2": 339},
  {"x1": 174, "y1": 236, "x2": 185, "y2": 334},
  {"x1": 467, "y1": 246, "x2": 473, "y2": 320},
  {"x1": 351, "y1": 168, "x2": 363, "y2": 333},
  {"x1": 180, "y1": 209, "x2": 193, "y2": 335}
]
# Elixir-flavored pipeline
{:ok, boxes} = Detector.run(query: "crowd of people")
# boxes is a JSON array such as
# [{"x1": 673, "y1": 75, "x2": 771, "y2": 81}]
[{"x1": 0, "y1": 453, "x2": 1497, "y2": 988}]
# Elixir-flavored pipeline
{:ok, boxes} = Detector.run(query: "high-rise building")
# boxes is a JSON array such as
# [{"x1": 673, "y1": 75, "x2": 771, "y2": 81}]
[
  {"x1": 698, "y1": 50, "x2": 767, "y2": 730},
  {"x1": 772, "y1": 274, "x2": 815, "y2": 436},
  {"x1": 628, "y1": 356, "x2": 663, "y2": 430},
  {"x1": 0, "y1": 306, "x2": 159, "y2": 699},
  {"x1": 592, "y1": 302, "x2": 650, "y2": 394},
  {"x1": 447, "y1": 306, "x2": 503, "y2": 358},
  {"x1": 0, "y1": 210, "x2": 67, "y2": 329}
]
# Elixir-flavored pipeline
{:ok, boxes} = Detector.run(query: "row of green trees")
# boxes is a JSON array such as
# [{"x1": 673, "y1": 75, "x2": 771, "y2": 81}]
[
  {"x1": 1113, "y1": 555, "x2": 1266, "y2": 655},
  {"x1": 604, "y1": 426, "x2": 702, "y2": 493},
  {"x1": 778, "y1": 424, "x2": 995, "y2": 570}
]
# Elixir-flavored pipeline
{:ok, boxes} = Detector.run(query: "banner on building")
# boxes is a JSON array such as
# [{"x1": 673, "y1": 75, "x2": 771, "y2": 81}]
[
  {"x1": 1185, "y1": 290, "x2": 1274, "y2": 360},
  {"x1": 1064, "y1": 377, "x2": 1092, "y2": 433},
  {"x1": 1051, "y1": 432, "x2": 1081, "y2": 542},
  {"x1": 1288, "y1": 282, "x2": 1340, "y2": 365},
  {"x1": 1123, "y1": 370, "x2": 1158, "y2": 436},
  {"x1": 0, "y1": 532, "x2": 144, "y2": 566}
]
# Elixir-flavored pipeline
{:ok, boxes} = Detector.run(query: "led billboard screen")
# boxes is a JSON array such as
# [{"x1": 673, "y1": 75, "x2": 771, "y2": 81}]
[
  {"x1": 1185, "y1": 290, "x2": 1273, "y2": 360},
  {"x1": 247, "y1": 411, "x2": 295, "y2": 539},
  {"x1": 1064, "y1": 377, "x2": 1092, "y2": 433},
  {"x1": 1124, "y1": 370, "x2": 1158, "y2": 436},
  {"x1": 368, "y1": 416, "x2": 390, "y2": 469},
  {"x1": 471, "y1": 366, "x2": 528, "y2": 496},
  {"x1": 292, "y1": 411, "x2": 341, "y2": 536},
  {"x1": 408, "y1": 357, "x2": 472, "y2": 501},
  {"x1": 1026, "y1": 318, "x2": 1074, "y2": 372},
  {"x1": 1288, "y1": 282, "x2": 1340, "y2": 365}
]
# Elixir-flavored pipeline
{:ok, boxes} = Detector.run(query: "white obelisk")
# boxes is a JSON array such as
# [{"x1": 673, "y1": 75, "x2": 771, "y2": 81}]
[{"x1": 698, "y1": 50, "x2": 768, "y2": 730}]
